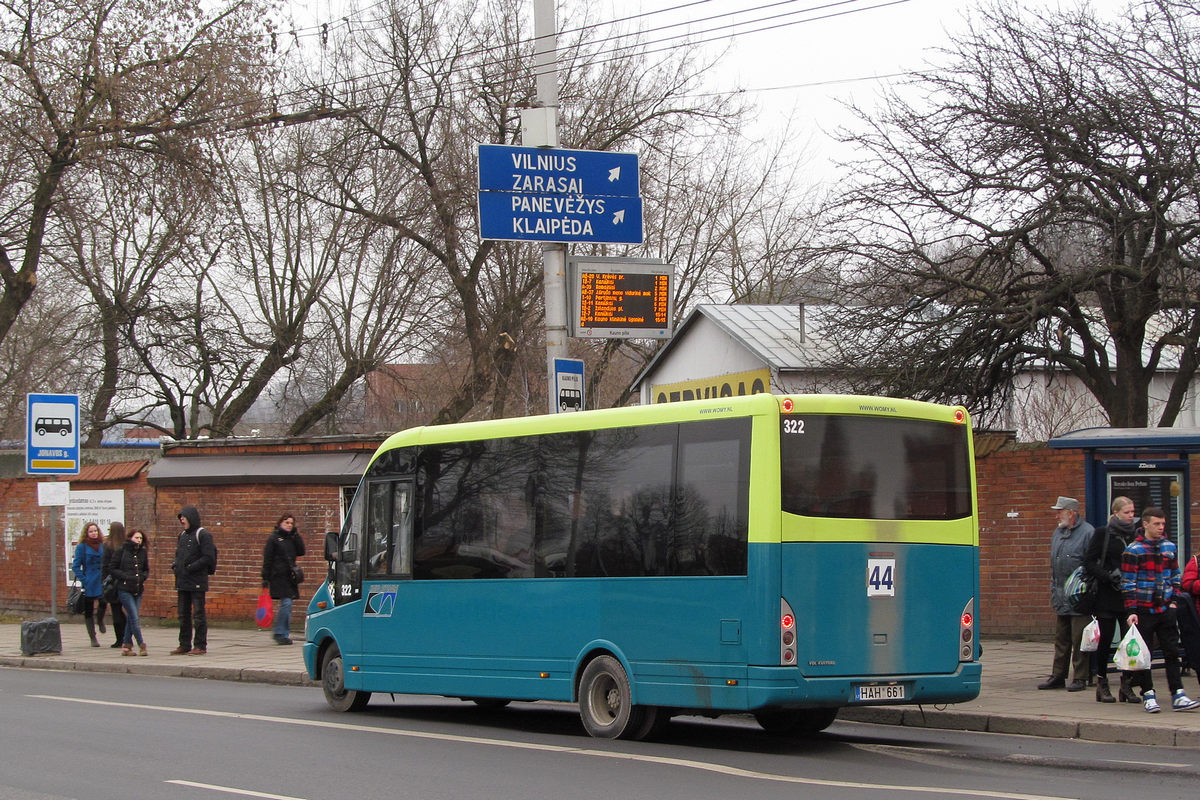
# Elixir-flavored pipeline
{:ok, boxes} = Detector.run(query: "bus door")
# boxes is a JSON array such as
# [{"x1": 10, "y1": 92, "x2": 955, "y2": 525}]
[{"x1": 361, "y1": 478, "x2": 414, "y2": 670}]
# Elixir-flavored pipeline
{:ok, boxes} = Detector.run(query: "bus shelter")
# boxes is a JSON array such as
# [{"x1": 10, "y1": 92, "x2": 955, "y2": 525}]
[{"x1": 1047, "y1": 427, "x2": 1200, "y2": 558}]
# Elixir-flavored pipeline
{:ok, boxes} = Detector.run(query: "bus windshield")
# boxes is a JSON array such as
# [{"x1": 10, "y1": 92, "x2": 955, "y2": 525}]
[{"x1": 780, "y1": 414, "x2": 972, "y2": 520}]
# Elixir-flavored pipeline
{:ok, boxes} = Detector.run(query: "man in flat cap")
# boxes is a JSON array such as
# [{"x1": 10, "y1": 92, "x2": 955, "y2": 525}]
[{"x1": 1039, "y1": 496, "x2": 1095, "y2": 691}]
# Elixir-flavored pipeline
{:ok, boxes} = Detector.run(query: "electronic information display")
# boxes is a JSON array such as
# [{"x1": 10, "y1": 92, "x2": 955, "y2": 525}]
[{"x1": 568, "y1": 256, "x2": 673, "y2": 339}]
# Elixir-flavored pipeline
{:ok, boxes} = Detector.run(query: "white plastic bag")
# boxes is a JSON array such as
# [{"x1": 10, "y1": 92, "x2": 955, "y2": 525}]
[
  {"x1": 1112, "y1": 624, "x2": 1151, "y2": 671},
  {"x1": 1080, "y1": 617, "x2": 1101, "y2": 652}
]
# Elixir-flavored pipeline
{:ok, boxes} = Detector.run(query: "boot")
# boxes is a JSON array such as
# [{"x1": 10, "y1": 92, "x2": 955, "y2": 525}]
[
  {"x1": 85, "y1": 617, "x2": 100, "y2": 648},
  {"x1": 1118, "y1": 673, "x2": 1140, "y2": 703},
  {"x1": 121, "y1": 645, "x2": 134, "y2": 656},
  {"x1": 1096, "y1": 677, "x2": 1115, "y2": 703},
  {"x1": 139, "y1": 643, "x2": 148, "y2": 657},
  {"x1": 96, "y1": 609, "x2": 106, "y2": 634}
]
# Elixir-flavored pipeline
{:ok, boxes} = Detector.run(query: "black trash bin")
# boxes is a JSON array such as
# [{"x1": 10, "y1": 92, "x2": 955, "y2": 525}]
[{"x1": 20, "y1": 617, "x2": 62, "y2": 656}]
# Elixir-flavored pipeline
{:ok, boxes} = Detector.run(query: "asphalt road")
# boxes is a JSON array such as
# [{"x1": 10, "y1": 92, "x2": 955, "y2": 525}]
[{"x1": 3, "y1": 667, "x2": 1200, "y2": 800}]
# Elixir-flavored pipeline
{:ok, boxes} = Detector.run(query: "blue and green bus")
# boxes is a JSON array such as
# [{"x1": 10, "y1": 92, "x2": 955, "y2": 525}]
[{"x1": 304, "y1": 393, "x2": 981, "y2": 739}]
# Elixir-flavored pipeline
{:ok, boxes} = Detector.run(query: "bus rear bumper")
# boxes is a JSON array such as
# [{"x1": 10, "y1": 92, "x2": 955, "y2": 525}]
[{"x1": 743, "y1": 662, "x2": 982, "y2": 710}]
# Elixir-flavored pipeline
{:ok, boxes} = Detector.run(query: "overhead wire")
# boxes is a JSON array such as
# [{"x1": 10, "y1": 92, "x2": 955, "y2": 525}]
[{"x1": 86, "y1": 0, "x2": 918, "y2": 141}]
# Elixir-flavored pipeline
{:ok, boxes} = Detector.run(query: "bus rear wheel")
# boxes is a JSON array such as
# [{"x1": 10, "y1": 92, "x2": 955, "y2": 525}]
[
  {"x1": 754, "y1": 707, "x2": 838, "y2": 735},
  {"x1": 579, "y1": 655, "x2": 647, "y2": 739},
  {"x1": 322, "y1": 644, "x2": 371, "y2": 712}
]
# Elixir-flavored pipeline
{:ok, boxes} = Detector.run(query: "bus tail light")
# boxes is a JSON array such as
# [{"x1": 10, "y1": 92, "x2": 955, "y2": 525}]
[
  {"x1": 780, "y1": 598, "x2": 797, "y2": 665},
  {"x1": 960, "y1": 598, "x2": 975, "y2": 661}
]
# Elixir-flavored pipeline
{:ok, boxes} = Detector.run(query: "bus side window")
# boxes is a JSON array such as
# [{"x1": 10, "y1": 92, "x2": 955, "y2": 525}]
[
  {"x1": 334, "y1": 487, "x2": 365, "y2": 604},
  {"x1": 366, "y1": 481, "x2": 391, "y2": 577},
  {"x1": 390, "y1": 483, "x2": 413, "y2": 575}
]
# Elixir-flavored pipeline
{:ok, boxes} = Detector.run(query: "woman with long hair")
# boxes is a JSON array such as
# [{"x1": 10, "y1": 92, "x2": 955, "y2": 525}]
[
  {"x1": 70, "y1": 522, "x2": 105, "y2": 647},
  {"x1": 102, "y1": 522, "x2": 127, "y2": 648},
  {"x1": 110, "y1": 528, "x2": 150, "y2": 656}
]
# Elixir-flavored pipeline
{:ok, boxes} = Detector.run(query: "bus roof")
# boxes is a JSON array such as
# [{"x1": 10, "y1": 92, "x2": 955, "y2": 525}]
[{"x1": 373, "y1": 393, "x2": 967, "y2": 455}]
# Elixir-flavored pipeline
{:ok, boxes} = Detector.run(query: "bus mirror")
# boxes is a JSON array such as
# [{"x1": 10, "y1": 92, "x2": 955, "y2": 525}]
[{"x1": 324, "y1": 532, "x2": 340, "y2": 562}]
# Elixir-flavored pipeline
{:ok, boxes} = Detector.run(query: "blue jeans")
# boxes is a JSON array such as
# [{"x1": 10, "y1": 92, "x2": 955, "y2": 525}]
[
  {"x1": 274, "y1": 596, "x2": 293, "y2": 640},
  {"x1": 118, "y1": 591, "x2": 144, "y2": 646}
]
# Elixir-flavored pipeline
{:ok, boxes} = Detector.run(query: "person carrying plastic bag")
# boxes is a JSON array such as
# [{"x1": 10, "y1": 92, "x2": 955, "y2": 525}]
[{"x1": 1120, "y1": 506, "x2": 1200, "y2": 713}]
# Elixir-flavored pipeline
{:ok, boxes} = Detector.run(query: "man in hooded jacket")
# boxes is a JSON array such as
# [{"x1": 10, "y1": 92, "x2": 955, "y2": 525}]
[{"x1": 171, "y1": 506, "x2": 216, "y2": 655}]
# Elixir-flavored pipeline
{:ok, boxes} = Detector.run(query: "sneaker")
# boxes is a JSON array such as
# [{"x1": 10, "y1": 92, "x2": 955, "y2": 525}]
[
  {"x1": 1144, "y1": 690, "x2": 1160, "y2": 713},
  {"x1": 1172, "y1": 690, "x2": 1200, "y2": 711}
]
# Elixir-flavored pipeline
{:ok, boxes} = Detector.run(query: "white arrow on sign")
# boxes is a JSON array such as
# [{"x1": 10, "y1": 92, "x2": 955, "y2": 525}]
[
  {"x1": 613, "y1": 209, "x2": 626, "y2": 225},
  {"x1": 608, "y1": 167, "x2": 621, "y2": 182}
]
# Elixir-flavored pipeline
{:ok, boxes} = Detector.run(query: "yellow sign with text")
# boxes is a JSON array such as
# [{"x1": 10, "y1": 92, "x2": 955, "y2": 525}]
[{"x1": 652, "y1": 369, "x2": 770, "y2": 404}]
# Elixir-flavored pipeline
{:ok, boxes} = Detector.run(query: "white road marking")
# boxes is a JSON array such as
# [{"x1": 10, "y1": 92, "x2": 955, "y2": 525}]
[
  {"x1": 166, "y1": 780, "x2": 308, "y2": 799},
  {"x1": 31, "y1": 695, "x2": 1076, "y2": 800}
]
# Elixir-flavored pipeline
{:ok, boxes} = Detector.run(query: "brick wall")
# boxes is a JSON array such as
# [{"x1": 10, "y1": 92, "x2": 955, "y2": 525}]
[
  {"x1": 977, "y1": 444, "x2": 1200, "y2": 637},
  {"x1": 3, "y1": 439, "x2": 1199, "y2": 637},
  {"x1": 976, "y1": 446, "x2": 1086, "y2": 637}
]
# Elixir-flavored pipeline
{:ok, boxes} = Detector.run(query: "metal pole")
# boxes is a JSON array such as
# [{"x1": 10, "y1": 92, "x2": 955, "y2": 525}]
[
  {"x1": 532, "y1": 0, "x2": 568, "y2": 414},
  {"x1": 49, "y1": 505, "x2": 57, "y2": 618}
]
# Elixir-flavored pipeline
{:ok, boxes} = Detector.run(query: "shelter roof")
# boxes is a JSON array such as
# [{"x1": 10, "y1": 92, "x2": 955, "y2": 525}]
[
  {"x1": 1048, "y1": 427, "x2": 1200, "y2": 453},
  {"x1": 147, "y1": 451, "x2": 372, "y2": 486}
]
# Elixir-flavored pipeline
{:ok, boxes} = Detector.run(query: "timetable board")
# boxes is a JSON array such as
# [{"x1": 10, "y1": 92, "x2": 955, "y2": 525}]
[{"x1": 568, "y1": 256, "x2": 673, "y2": 339}]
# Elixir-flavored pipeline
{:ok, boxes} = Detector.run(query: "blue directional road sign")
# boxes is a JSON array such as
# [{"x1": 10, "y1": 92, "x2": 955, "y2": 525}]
[
  {"x1": 477, "y1": 144, "x2": 643, "y2": 244},
  {"x1": 26, "y1": 392, "x2": 80, "y2": 475}
]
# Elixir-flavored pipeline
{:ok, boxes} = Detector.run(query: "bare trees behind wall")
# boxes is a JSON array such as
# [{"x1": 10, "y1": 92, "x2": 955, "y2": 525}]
[
  {"x1": 817, "y1": 0, "x2": 1200, "y2": 431},
  {"x1": 0, "y1": 0, "x2": 813, "y2": 441}
]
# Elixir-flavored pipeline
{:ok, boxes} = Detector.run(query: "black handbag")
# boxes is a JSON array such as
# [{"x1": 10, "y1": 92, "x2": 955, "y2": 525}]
[
  {"x1": 101, "y1": 574, "x2": 119, "y2": 604},
  {"x1": 291, "y1": 565, "x2": 305, "y2": 584},
  {"x1": 68, "y1": 584, "x2": 85, "y2": 614}
]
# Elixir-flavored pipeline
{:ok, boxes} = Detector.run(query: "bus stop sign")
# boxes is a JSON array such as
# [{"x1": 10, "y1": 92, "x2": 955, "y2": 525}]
[{"x1": 26, "y1": 393, "x2": 80, "y2": 475}]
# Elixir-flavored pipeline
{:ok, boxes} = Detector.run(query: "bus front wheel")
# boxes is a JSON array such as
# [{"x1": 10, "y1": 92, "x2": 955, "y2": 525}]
[
  {"x1": 322, "y1": 644, "x2": 371, "y2": 712},
  {"x1": 754, "y1": 707, "x2": 838, "y2": 735},
  {"x1": 579, "y1": 655, "x2": 647, "y2": 739}
]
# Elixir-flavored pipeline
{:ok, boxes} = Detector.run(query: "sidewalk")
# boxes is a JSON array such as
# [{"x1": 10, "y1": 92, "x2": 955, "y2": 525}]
[{"x1": 2, "y1": 621, "x2": 1198, "y2": 747}]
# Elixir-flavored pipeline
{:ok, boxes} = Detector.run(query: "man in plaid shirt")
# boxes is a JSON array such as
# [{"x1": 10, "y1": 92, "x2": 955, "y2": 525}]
[{"x1": 1121, "y1": 506, "x2": 1200, "y2": 713}]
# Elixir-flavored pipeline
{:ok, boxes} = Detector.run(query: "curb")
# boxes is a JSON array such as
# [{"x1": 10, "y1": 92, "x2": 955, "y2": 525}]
[
  {"x1": 837, "y1": 705, "x2": 1195, "y2": 747},
  {"x1": 0, "y1": 655, "x2": 314, "y2": 686}
]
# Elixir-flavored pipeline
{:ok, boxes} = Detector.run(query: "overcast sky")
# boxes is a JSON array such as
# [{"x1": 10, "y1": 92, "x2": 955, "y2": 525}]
[
  {"x1": 282, "y1": 0, "x2": 1133, "y2": 175},
  {"x1": 604, "y1": 0, "x2": 1132, "y2": 175}
]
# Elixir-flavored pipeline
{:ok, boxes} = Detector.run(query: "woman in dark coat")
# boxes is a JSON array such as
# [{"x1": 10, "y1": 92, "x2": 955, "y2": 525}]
[
  {"x1": 110, "y1": 529, "x2": 150, "y2": 656},
  {"x1": 102, "y1": 522, "x2": 127, "y2": 648},
  {"x1": 1083, "y1": 496, "x2": 1139, "y2": 702},
  {"x1": 262, "y1": 514, "x2": 305, "y2": 645}
]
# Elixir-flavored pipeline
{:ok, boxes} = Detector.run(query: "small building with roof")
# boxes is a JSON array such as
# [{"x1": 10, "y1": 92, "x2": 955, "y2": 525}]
[{"x1": 630, "y1": 304, "x2": 840, "y2": 404}]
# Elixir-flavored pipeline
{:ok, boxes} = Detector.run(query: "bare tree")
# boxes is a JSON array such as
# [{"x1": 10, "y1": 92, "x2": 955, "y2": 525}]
[
  {"x1": 53, "y1": 156, "x2": 203, "y2": 444},
  {"x1": 818, "y1": 0, "x2": 1200, "y2": 428},
  {"x1": 0, "y1": 0, "x2": 273, "y2": 350},
  {"x1": 306, "y1": 0, "x2": 748, "y2": 423},
  {"x1": 0, "y1": 276, "x2": 90, "y2": 437}
]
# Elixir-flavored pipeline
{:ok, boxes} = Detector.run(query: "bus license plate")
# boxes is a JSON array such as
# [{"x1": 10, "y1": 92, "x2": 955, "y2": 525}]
[{"x1": 854, "y1": 684, "x2": 904, "y2": 702}]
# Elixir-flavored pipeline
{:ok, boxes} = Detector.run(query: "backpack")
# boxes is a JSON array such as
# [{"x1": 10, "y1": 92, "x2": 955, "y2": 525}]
[{"x1": 200, "y1": 528, "x2": 218, "y2": 575}]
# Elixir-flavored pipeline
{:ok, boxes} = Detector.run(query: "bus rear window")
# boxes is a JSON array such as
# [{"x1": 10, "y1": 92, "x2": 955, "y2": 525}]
[{"x1": 780, "y1": 415, "x2": 971, "y2": 520}]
